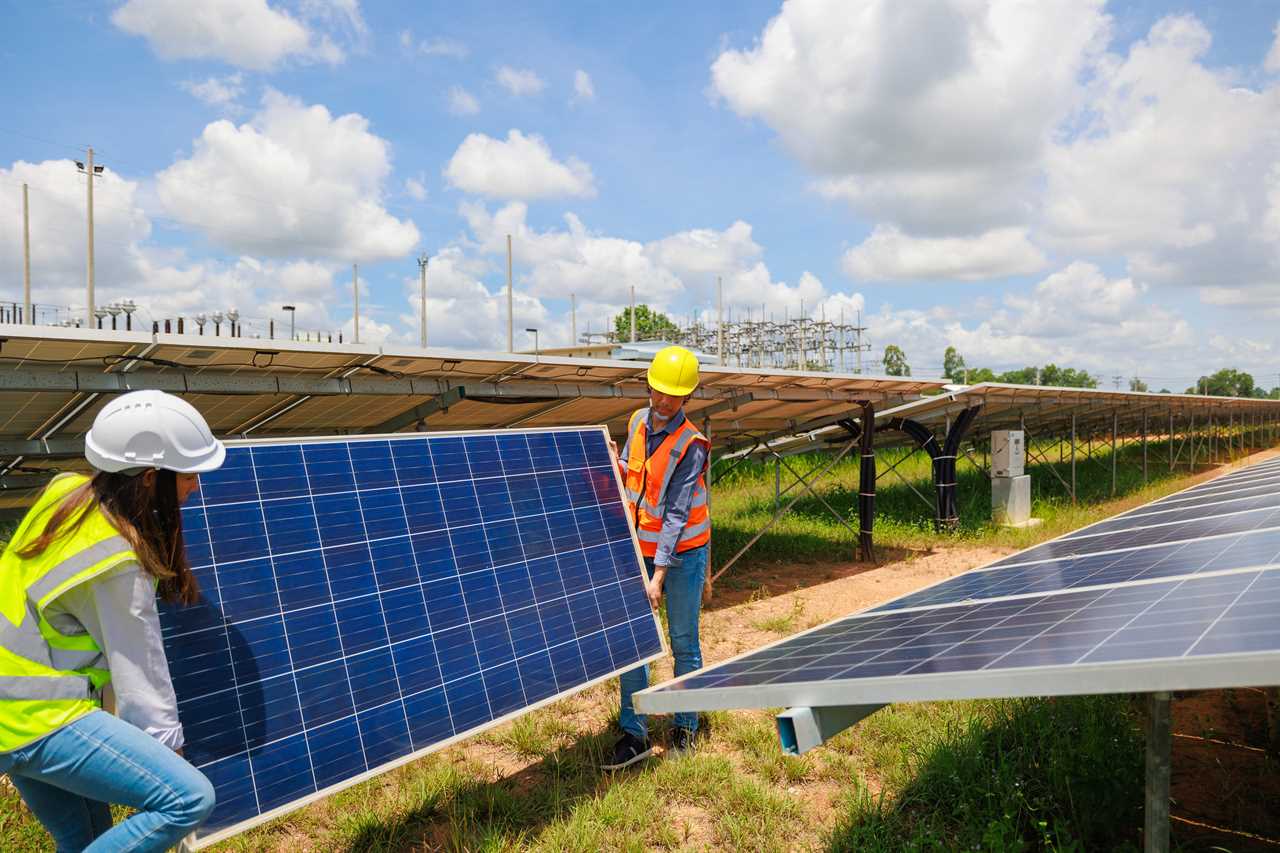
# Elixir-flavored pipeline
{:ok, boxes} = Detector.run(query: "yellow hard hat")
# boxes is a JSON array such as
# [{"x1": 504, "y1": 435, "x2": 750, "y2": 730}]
[{"x1": 647, "y1": 345, "x2": 700, "y2": 396}]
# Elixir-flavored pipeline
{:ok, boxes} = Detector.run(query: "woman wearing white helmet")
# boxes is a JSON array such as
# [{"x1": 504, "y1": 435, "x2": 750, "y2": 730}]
[{"x1": 0, "y1": 390, "x2": 224, "y2": 851}]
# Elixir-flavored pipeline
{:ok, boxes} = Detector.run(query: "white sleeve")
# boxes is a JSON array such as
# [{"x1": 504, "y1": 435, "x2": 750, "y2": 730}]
[{"x1": 57, "y1": 562, "x2": 185, "y2": 750}]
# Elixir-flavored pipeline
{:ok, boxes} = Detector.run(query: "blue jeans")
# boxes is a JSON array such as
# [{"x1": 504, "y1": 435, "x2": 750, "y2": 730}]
[
  {"x1": 0, "y1": 710, "x2": 215, "y2": 853},
  {"x1": 619, "y1": 544, "x2": 707, "y2": 738}
]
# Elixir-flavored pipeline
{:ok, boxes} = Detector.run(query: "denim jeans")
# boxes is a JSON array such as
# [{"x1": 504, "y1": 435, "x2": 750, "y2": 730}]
[
  {"x1": 0, "y1": 710, "x2": 215, "y2": 853},
  {"x1": 619, "y1": 543, "x2": 707, "y2": 738}
]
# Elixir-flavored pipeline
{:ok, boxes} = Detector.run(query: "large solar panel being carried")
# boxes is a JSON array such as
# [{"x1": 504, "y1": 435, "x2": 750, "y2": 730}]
[
  {"x1": 157, "y1": 428, "x2": 663, "y2": 847},
  {"x1": 635, "y1": 458, "x2": 1280, "y2": 714}
]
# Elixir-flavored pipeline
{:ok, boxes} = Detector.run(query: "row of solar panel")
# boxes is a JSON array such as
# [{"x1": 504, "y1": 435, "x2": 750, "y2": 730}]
[{"x1": 662, "y1": 566, "x2": 1280, "y2": 694}]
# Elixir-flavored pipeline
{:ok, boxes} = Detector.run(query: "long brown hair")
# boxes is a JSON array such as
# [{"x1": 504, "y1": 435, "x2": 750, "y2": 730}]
[{"x1": 18, "y1": 470, "x2": 200, "y2": 605}]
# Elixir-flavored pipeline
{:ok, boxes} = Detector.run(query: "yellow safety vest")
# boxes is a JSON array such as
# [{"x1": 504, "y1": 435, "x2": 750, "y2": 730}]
[{"x1": 0, "y1": 473, "x2": 138, "y2": 751}]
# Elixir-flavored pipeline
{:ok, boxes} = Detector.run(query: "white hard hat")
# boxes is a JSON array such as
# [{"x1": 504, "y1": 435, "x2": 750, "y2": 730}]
[{"x1": 85, "y1": 390, "x2": 226, "y2": 474}]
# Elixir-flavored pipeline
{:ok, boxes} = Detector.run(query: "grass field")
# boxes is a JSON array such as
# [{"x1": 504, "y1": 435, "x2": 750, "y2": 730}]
[{"x1": 0, "y1": 432, "x2": 1271, "y2": 851}]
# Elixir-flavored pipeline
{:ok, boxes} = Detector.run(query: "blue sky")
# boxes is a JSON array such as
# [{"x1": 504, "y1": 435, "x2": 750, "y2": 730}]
[{"x1": 2, "y1": 0, "x2": 1280, "y2": 390}]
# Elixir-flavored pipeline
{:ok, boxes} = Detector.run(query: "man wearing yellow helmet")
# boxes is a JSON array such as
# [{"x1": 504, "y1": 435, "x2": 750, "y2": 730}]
[{"x1": 603, "y1": 345, "x2": 710, "y2": 770}]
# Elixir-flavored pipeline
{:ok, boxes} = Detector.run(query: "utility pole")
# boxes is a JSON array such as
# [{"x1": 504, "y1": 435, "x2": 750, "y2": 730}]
[
  {"x1": 75, "y1": 148, "x2": 105, "y2": 325},
  {"x1": 629, "y1": 285, "x2": 637, "y2": 343},
  {"x1": 1113, "y1": 374, "x2": 1122, "y2": 391},
  {"x1": 570, "y1": 293, "x2": 577, "y2": 345},
  {"x1": 506, "y1": 234, "x2": 514, "y2": 352},
  {"x1": 22, "y1": 183, "x2": 31, "y2": 324},
  {"x1": 352, "y1": 264, "x2": 360, "y2": 344},
  {"x1": 417, "y1": 253, "x2": 428, "y2": 348},
  {"x1": 717, "y1": 276, "x2": 724, "y2": 365},
  {"x1": 855, "y1": 309, "x2": 864, "y2": 374}
]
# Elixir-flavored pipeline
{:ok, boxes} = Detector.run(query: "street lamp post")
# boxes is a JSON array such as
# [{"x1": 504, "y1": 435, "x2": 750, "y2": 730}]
[
  {"x1": 211, "y1": 311, "x2": 224, "y2": 336},
  {"x1": 526, "y1": 327, "x2": 539, "y2": 362},
  {"x1": 282, "y1": 305, "x2": 296, "y2": 340},
  {"x1": 227, "y1": 308, "x2": 240, "y2": 337},
  {"x1": 106, "y1": 302, "x2": 121, "y2": 330},
  {"x1": 75, "y1": 149, "x2": 105, "y2": 326},
  {"x1": 121, "y1": 298, "x2": 136, "y2": 331}
]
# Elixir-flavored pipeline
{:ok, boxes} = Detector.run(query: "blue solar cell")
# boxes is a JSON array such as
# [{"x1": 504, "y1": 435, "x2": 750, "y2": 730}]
[{"x1": 159, "y1": 427, "x2": 660, "y2": 844}]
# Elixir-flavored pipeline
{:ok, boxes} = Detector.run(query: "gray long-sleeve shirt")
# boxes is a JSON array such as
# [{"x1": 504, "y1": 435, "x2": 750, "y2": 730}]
[
  {"x1": 621, "y1": 407, "x2": 708, "y2": 567},
  {"x1": 43, "y1": 561, "x2": 184, "y2": 750}
]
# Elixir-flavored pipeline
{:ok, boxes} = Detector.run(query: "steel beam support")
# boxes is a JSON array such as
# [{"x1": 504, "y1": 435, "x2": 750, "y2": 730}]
[
  {"x1": 1142, "y1": 411, "x2": 1148, "y2": 485},
  {"x1": 858, "y1": 402, "x2": 876, "y2": 562},
  {"x1": 1111, "y1": 410, "x2": 1118, "y2": 497},
  {"x1": 365, "y1": 386, "x2": 467, "y2": 434},
  {"x1": 1144, "y1": 691, "x2": 1172, "y2": 853},
  {"x1": 776, "y1": 704, "x2": 885, "y2": 755},
  {"x1": 1070, "y1": 413, "x2": 1077, "y2": 503}
]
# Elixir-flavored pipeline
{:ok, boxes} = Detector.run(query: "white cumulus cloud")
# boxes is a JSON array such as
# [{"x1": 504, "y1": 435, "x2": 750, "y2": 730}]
[
  {"x1": 711, "y1": 0, "x2": 1110, "y2": 235},
  {"x1": 179, "y1": 73, "x2": 246, "y2": 113},
  {"x1": 843, "y1": 226, "x2": 1047, "y2": 281},
  {"x1": 156, "y1": 90, "x2": 419, "y2": 261},
  {"x1": 444, "y1": 130, "x2": 596, "y2": 200},
  {"x1": 111, "y1": 0, "x2": 346, "y2": 70},
  {"x1": 495, "y1": 66, "x2": 545, "y2": 96}
]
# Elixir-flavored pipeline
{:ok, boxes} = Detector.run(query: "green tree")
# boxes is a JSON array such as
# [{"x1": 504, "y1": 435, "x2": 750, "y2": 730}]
[
  {"x1": 883, "y1": 344, "x2": 910, "y2": 376},
  {"x1": 1186, "y1": 368, "x2": 1257, "y2": 397},
  {"x1": 943, "y1": 346, "x2": 966, "y2": 382},
  {"x1": 1129, "y1": 377, "x2": 1149, "y2": 392},
  {"x1": 613, "y1": 304, "x2": 679, "y2": 342},
  {"x1": 997, "y1": 364, "x2": 1098, "y2": 388}
]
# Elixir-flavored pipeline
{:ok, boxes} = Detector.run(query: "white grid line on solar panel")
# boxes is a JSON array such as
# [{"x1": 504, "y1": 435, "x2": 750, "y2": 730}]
[
  {"x1": 382, "y1": 439, "x2": 457, "y2": 740},
  {"x1": 971, "y1": 523, "x2": 1280, "y2": 574},
  {"x1": 1112, "y1": 486, "x2": 1280, "y2": 523},
  {"x1": 1179, "y1": 466, "x2": 1280, "y2": 493},
  {"x1": 1059, "y1": 501, "x2": 1280, "y2": 542},
  {"x1": 176, "y1": 494, "x2": 622, "y2": 578},
  {"x1": 1128, "y1": 466, "x2": 1280, "y2": 509},
  {"x1": 188, "y1": 461, "x2": 609, "y2": 512},
  {"x1": 1061, "y1": 497, "x2": 1280, "y2": 541},
  {"x1": 1140, "y1": 478, "x2": 1280, "y2": 512},
  {"x1": 294, "y1": 436, "x2": 376, "y2": 773},
  {"x1": 246, "y1": 447, "x2": 323, "y2": 796},
  {"x1": 182, "y1": 610, "x2": 660, "y2": 770},
  {"x1": 865, "y1": 564, "x2": 1270, "y2": 618},
  {"x1": 342, "y1": 440, "x2": 420, "y2": 767},
  {"x1": 645, "y1": 566, "x2": 1280, "y2": 696},
  {"x1": 953, "y1": 464, "x2": 1280, "y2": 567},
  {"x1": 165, "y1": 520, "x2": 636, "y2": 643},
  {"x1": 868, "y1": 526, "x2": 1280, "y2": 613}
]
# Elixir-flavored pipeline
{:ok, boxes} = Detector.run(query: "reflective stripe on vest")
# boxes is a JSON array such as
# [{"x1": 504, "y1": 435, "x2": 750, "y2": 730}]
[
  {"x1": 622, "y1": 408, "x2": 711, "y2": 557},
  {"x1": 0, "y1": 674, "x2": 90, "y2": 702},
  {"x1": 27, "y1": 535, "x2": 131, "y2": 609}
]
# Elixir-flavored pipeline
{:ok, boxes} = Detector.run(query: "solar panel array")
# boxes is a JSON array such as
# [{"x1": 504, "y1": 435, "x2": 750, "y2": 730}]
[
  {"x1": 635, "y1": 458, "x2": 1280, "y2": 714},
  {"x1": 157, "y1": 428, "x2": 663, "y2": 846}
]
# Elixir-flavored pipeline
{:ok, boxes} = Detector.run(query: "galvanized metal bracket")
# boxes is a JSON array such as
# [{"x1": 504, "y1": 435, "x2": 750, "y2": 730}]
[{"x1": 776, "y1": 703, "x2": 885, "y2": 755}]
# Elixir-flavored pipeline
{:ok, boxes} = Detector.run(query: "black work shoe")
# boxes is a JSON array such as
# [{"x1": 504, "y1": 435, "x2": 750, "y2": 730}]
[
  {"x1": 669, "y1": 727, "x2": 699, "y2": 756},
  {"x1": 601, "y1": 732, "x2": 653, "y2": 770}
]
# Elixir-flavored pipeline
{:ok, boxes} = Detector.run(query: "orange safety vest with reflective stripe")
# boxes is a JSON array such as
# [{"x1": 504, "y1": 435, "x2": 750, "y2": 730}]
[
  {"x1": 0, "y1": 473, "x2": 137, "y2": 751},
  {"x1": 621, "y1": 408, "x2": 711, "y2": 559}
]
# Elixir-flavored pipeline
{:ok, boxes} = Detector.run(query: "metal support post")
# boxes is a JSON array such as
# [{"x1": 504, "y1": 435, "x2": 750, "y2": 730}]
[
  {"x1": 1142, "y1": 411, "x2": 1148, "y2": 485},
  {"x1": 1168, "y1": 410, "x2": 1174, "y2": 472},
  {"x1": 1111, "y1": 411, "x2": 1118, "y2": 496},
  {"x1": 1070, "y1": 414, "x2": 1077, "y2": 503},
  {"x1": 858, "y1": 402, "x2": 876, "y2": 562},
  {"x1": 1144, "y1": 691, "x2": 1172, "y2": 853},
  {"x1": 777, "y1": 704, "x2": 886, "y2": 755},
  {"x1": 22, "y1": 182, "x2": 31, "y2": 324},
  {"x1": 774, "y1": 458, "x2": 781, "y2": 512}
]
